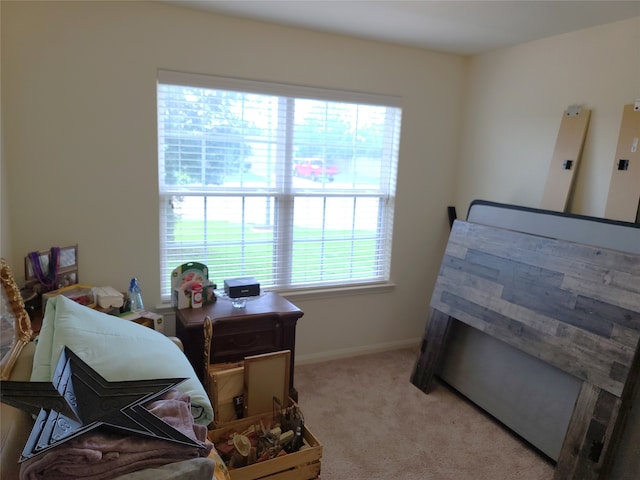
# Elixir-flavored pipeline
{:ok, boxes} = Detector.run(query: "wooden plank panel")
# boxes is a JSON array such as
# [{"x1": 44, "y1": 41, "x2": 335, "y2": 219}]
[
  {"x1": 436, "y1": 288, "x2": 624, "y2": 396},
  {"x1": 439, "y1": 199, "x2": 640, "y2": 464},
  {"x1": 430, "y1": 222, "x2": 640, "y2": 396},
  {"x1": 554, "y1": 385, "x2": 622, "y2": 480},
  {"x1": 438, "y1": 221, "x2": 640, "y2": 319},
  {"x1": 605, "y1": 104, "x2": 640, "y2": 222},
  {"x1": 447, "y1": 222, "x2": 640, "y2": 285},
  {"x1": 541, "y1": 106, "x2": 591, "y2": 212},
  {"x1": 554, "y1": 382, "x2": 601, "y2": 480},
  {"x1": 410, "y1": 310, "x2": 452, "y2": 393},
  {"x1": 572, "y1": 387, "x2": 618, "y2": 476},
  {"x1": 414, "y1": 220, "x2": 640, "y2": 480}
]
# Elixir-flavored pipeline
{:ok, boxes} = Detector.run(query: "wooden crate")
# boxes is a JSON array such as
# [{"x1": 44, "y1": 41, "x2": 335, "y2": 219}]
[{"x1": 208, "y1": 412, "x2": 322, "y2": 480}]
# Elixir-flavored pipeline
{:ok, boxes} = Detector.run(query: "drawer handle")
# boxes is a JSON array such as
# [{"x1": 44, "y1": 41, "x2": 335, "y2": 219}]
[{"x1": 230, "y1": 334, "x2": 260, "y2": 348}]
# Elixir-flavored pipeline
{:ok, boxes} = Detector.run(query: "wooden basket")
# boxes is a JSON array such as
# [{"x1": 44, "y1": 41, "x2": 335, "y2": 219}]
[{"x1": 208, "y1": 412, "x2": 322, "y2": 480}]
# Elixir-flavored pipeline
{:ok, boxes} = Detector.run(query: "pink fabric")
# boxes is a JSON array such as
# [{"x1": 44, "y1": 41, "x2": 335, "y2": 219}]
[{"x1": 19, "y1": 390, "x2": 213, "y2": 480}]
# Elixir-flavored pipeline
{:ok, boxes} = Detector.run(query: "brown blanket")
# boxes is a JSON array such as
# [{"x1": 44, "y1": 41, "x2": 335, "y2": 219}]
[{"x1": 20, "y1": 390, "x2": 213, "y2": 480}]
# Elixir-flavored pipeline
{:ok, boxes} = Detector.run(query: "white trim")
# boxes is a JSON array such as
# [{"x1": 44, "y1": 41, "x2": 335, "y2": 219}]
[
  {"x1": 155, "y1": 281, "x2": 396, "y2": 312},
  {"x1": 275, "y1": 281, "x2": 395, "y2": 301},
  {"x1": 157, "y1": 74, "x2": 401, "y2": 297},
  {"x1": 294, "y1": 337, "x2": 421, "y2": 366},
  {"x1": 158, "y1": 69, "x2": 403, "y2": 108}
]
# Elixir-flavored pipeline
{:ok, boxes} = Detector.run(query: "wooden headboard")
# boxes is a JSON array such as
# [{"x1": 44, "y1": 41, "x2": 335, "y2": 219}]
[{"x1": 412, "y1": 220, "x2": 640, "y2": 480}]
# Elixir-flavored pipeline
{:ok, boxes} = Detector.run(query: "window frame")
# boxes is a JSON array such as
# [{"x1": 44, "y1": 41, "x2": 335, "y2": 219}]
[{"x1": 157, "y1": 70, "x2": 402, "y2": 301}]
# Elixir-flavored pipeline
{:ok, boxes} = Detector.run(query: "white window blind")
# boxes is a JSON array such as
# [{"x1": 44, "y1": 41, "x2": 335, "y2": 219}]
[{"x1": 157, "y1": 70, "x2": 402, "y2": 300}]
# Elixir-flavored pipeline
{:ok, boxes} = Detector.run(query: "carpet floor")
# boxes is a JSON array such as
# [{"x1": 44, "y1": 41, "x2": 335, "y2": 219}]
[{"x1": 295, "y1": 347, "x2": 555, "y2": 479}]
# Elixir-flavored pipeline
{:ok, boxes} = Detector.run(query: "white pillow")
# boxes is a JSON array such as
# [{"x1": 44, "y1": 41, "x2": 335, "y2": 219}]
[{"x1": 31, "y1": 295, "x2": 213, "y2": 425}]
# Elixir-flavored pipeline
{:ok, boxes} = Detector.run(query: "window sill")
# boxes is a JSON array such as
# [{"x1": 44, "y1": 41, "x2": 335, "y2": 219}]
[
  {"x1": 157, "y1": 282, "x2": 396, "y2": 310},
  {"x1": 273, "y1": 282, "x2": 396, "y2": 301}
]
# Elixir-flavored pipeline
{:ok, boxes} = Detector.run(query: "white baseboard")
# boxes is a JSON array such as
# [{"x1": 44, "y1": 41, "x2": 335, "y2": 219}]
[
  {"x1": 156, "y1": 301, "x2": 421, "y2": 366},
  {"x1": 295, "y1": 337, "x2": 421, "y2": 366}
]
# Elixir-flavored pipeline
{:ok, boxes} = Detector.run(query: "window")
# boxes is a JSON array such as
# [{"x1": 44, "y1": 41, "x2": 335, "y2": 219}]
[{"x1": 157, "y1": 70, "x2": 402, "y2": 300}]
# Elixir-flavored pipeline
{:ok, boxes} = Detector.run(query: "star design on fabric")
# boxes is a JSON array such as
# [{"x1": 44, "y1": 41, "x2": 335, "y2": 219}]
[{"x1": 0, "y1": 346, "x2": 205, "y2": 461}]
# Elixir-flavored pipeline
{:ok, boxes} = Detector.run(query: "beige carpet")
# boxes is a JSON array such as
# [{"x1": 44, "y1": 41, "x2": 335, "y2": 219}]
[{"x1": 295, "y1": 348, "x2": 554, "y2": 479}]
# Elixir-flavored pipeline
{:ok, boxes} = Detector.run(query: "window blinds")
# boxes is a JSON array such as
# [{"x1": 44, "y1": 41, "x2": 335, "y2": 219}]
[{"x1": 157, "y1": 70, "x2": 402, "y2": 299}]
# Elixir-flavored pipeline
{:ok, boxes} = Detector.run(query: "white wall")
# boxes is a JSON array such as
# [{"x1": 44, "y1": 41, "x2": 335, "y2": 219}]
[
  {"x1": 455, "y1": 16, "x2": 640, "y2": 219},
  {"x1": 4, "y1": 2, "x2": 637, "y2": 362},
  {"x1": 2, "y1": 3, "x2": 640, "y2": 475},
  {"x1": 1, "y1": 1, "x2": 465, "y2": 357},
  {"x1": 455, "y1": 22, "x2": 640, "y2": 477}
]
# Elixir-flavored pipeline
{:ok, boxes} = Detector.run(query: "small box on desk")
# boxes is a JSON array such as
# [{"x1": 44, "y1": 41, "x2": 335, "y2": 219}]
[
  {"x1": 42, "y1": 284, "x2": 96, "y2": 313},
  {"x1": 171, "y1": 262, "x2": 212, "y2": 309},
  {"x1": 224, "y1": 277, "x2": 260, "y2": 298},
  {"x1": 119, "y1": 310, "x2": 164, "y2": 333}
]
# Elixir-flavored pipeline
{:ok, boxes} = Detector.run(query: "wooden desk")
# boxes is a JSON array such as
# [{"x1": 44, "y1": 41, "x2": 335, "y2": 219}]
[{"x1": 175, "y1": 292, "x2": 304, "y2": 399}]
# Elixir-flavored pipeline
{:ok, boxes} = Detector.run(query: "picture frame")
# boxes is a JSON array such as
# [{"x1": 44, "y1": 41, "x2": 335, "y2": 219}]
[
  {"x1": 24, "y1": 244, "x2": 79, "y2": 294},
  {"x1": 0, "y1": 258, "x2": 33, "y2": 380},
  {"x1": 244, "y1": 350, "x2": 291, "y2": 417}
]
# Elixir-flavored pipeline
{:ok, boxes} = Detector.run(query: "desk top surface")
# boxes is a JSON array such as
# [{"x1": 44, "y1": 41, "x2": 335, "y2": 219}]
[{"x1": 175, "y1": 292, "x2": 303, "y2": 327}]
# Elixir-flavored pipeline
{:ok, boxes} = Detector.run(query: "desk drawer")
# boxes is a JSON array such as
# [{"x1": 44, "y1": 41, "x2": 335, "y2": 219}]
[{"x1": 211, "y1": 317, "x2": 282, "y2": 361}]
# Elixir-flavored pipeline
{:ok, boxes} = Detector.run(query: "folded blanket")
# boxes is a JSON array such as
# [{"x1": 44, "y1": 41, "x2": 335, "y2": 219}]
[{"x1": 20, "y1": 390, "x2": 213, "y2": 480}]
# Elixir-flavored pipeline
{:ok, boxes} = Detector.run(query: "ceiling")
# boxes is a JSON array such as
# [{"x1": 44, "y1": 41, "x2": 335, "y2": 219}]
[{"x1": 164, "y1": 0, "x2": 640, "y2": 55}]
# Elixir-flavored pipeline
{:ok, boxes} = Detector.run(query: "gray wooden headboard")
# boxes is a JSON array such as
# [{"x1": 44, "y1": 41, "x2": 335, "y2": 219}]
[{"x1": 411, "y1": 209, "x2": 640, "y2": 480}]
